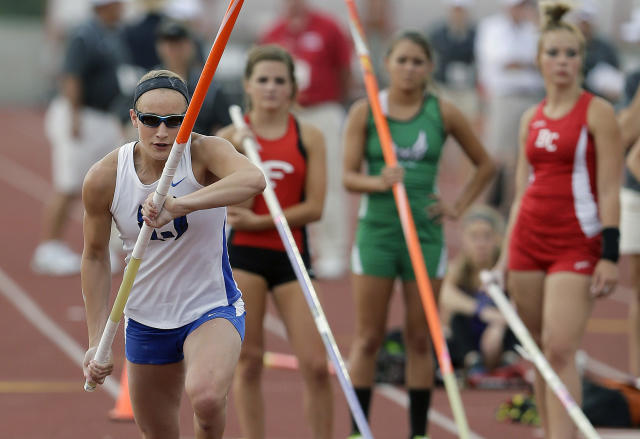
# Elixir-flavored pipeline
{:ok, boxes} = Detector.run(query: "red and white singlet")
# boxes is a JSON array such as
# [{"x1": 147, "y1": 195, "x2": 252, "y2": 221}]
[
  {"x1": 509, "y1": 91, "x2": 602, "y2": 275},
  {"x1": 230, "y1": 114, "x2": 308, "y2": 252}
]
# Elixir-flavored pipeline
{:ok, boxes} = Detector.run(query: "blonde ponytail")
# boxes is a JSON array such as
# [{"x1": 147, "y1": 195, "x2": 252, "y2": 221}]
[{"x1": 539, "y1": 1, "x2": 572, "y2": 31}]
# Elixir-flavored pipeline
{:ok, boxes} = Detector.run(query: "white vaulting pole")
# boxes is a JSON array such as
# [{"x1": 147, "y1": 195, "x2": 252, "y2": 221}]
[
  {"x1": 480, "y1": 271, "x2": 600, "y2": 439},
  {"x1": 229, "y1": 105, "x2": 374, "y2": 439}
]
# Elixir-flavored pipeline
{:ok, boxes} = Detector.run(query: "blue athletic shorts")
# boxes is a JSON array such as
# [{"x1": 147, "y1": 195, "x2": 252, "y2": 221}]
[{"x1": 125, "y1": 300, "x2": 246, "y2": 365}]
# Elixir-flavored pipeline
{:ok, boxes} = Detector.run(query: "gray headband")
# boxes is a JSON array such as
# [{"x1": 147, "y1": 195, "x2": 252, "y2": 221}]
[{"x1": 133, "y1": 76, "x2": 190, "y2": 107}]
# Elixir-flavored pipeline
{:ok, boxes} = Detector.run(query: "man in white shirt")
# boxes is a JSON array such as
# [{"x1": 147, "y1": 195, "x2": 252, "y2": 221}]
[{"x1": 475, "y1": 0, "x2": 544, "y2": 213}]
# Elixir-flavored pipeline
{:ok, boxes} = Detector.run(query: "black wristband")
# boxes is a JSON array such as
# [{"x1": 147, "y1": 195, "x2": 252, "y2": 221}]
[{"x1": 601, "y1": 227, "x2": 620, "y2": 263}]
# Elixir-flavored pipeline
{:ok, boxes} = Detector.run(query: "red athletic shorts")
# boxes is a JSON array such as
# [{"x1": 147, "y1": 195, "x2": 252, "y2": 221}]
[{"x1": 508, "y1": 219, "x2": 601, "y2": 275}]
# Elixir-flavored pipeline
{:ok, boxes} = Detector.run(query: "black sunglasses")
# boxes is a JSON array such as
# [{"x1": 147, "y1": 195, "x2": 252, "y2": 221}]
[{"x1": 135, "y1": 110, "x2": 185, "y2": 128}]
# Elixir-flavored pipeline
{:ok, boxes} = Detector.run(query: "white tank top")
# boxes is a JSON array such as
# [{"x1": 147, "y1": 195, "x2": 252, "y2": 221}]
[{"x1": 111, "y1": 141, "x2": 241, "y2": 329}]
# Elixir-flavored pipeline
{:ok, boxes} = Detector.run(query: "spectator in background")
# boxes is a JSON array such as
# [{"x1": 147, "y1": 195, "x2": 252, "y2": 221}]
[
  {"x1": 260, "y1": 0, "x2": 352, "y2": 279},
  {"x1": 363, "y1": 0, "x2": 393, "y2": 79},
  {"x1": 122, "y1": 0, "x2": 167, "y2": 71},
  {"x1": 428, "y1": 0, "x2": 477, "y2": 117},
  {"x1": 475, "y1": 0, "x2": 543, "y2": 214},
  {"x1": 31, "y1": 0, "x2": 130, "y2": 276},
  {"x1": 164, "y1": 0, "x2": 206, "y2": 37},
  {"x1": 156, "y1": 19, "x2": 232, "y2": 135},
  {"x1": 617, "y1": 71, "x2": 640, "y2": 377},
  {"x1": 440, "y1": 205, "x2": 516, "y2": 380},
  {"x1": 571, "y1": 0, "x2": 624, "y2": 103},
  {"x1": 42, "y1": 0, "x2": 91, "y2": 95}
]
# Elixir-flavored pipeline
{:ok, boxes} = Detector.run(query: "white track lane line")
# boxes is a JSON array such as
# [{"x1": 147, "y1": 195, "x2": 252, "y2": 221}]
[
  {"x1": 0, "y1": 267, "x2": 119, "y2": 398},
  {"x1": 264, "y1": 313, "x2": 485, "y2": 438},
  {"x1": 0, "y1": 154, "x2": 53, "y2": 204}
]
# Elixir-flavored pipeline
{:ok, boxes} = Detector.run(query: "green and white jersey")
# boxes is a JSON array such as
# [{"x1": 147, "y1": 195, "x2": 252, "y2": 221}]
[{"x1": 359, "y1": 90, "x2": 447, "y2": 244}]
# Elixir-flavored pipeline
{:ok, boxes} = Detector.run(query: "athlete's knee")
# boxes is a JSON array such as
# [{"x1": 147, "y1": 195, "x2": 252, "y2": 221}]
[
  {"x1": 404, "y1": 330, "x2": 431, "y2": 355},
  {"x1": 299, "y1": 356, "x2": 330, "y2": 386},
  {"x1": 188, "y1": 385, "x2": 227, "y2": 425},
  {"x1": 236, "y1": 347, "x2": 264, "y2": 381},
  {"x1": 542, "y1": 337, "x2": 575, "y2": 371},
  {"x1": 352, "y1": 331, "x2": 385, "y2": 357}
]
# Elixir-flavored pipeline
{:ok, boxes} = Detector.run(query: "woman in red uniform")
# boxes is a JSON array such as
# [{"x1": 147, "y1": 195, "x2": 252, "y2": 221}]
[
  {"x1": 217, "y1": 45, "x2": 332, "y2": 439},
  {"x1": 496, "y1": 3, "x2": 623, "y2": 438}
]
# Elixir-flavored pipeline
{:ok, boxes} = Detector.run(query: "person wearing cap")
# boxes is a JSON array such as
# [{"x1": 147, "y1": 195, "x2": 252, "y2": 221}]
[
  {"x1": 475, "y1": 0, "x2": 544, "y2": 215},
  {"x1": 31, "y1": 0, "x2": 131, "y2": 276},
  {"x1": 81, "y1": 69, "x2": 266, "y2": 439},
  {"x1": 122, "y1": 0, "x2": 168, "y2": 71},
  {"x1": 155, "y1": 19, "x2": 232, "y2": 135}
]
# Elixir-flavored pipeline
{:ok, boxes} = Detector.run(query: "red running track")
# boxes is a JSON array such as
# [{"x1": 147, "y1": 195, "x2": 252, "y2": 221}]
[{"x1": 0, "y1": 108, "x2": 636, "y2": 438}]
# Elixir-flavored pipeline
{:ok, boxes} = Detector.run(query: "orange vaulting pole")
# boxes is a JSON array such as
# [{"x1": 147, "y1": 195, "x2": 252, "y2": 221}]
[
  {"x1": 343, "y1": 1, "x2": 470, "y2": 437},
  {"x1": 84, "y1": 0, "x2": 244, "y2": 392}
]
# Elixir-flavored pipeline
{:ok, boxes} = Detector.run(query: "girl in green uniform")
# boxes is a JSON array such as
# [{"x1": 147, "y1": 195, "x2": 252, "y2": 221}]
[{"x1": 343, "y1": 31, "x2": 495, "y2": 439}]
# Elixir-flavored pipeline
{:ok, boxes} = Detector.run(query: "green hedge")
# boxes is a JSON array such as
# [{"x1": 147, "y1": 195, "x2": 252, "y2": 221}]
[{"x1": 0, "y1": 0, "x2": 45, "y2": 17}]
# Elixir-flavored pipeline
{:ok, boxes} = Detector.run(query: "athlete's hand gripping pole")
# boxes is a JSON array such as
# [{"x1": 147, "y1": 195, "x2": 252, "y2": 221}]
[
  {"x1": 343, "y1": 1, "x2": 470, "y2": 437},
  {"x1": 480, "y1": 271, "x2": 600, "y2": 439},
  {"x1": 84, "y1": 0, "x2": 245, "y2": 392},
  {"x1": 229, "y1": 106, "x2": 374, "y2": 439}
]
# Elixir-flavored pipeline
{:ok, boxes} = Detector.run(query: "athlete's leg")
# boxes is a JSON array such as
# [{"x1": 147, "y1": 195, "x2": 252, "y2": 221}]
[
  {"x1": 507, "y1": 271, "x2": 546, "y2": 432},
  {"x1": 348, "y1": 274, "x2": 395, "y2": 385},
  {"x1": 542, "y1": 272, "x2": 593, "y2": 439},
  {"x1": 273, "y1": 280, "x2": 333, "y2": 439},
  {"x1": 348, "y1": 273, "x2": 395, "y2": 434},
  {"x1": 183, "y1": 317, "x2": 242, "y2": 439},
  {"x1": 402, "y1": 279, "x2": 442, "y2": 387},
  {"x1": 479, "y1": 317, "x2": 509, "y2": 370},
  {"x1": 128, "y1": 360, "x2": 185, "y2": 439},
  {"x1": 402, "y1": 279, "x2": 441, "y2": 438},
  {"x1": 231, "y1": 270, "x2": 269, "y2": 439},
  {"x1": 627, "y1": 254, "x2": 640, "y2": 376}
]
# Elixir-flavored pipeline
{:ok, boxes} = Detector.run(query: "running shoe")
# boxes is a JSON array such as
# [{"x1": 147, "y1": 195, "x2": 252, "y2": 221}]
[{"x1": 31, "y1": 240, "x2": 81, "y2": 276}]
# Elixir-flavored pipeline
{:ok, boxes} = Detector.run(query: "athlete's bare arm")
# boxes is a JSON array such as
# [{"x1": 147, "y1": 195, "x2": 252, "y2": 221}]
[
  {"x1": 588, "y1": 97, "x2": 623, "y2": 295},
  {"x1": 215, "y1": 124, "x2": 255, "y2": 210},
  {"x1": 440, "y1": 258, "x2": 478, "y2": 317},
  {"x1": 588, "y1": 97, "x2": 623, "y2": 229},
  {"x1": 218, "y1": 121, "x2": 326, "y2": 230},
  {"x1": 81, "y1": 150, "x2": 118, "y2": 384},
  {"x1": 143, "y1": 134, "x2": 266, "y2": 228},
  {"x1": 628, "y1": 138, "x2": 640, "y2": 181},
  {"x1": 342, "y1": 98, "x2": 403, "y2": 193},
  {"x1": 278, "y1": 122, "x2": 326, "y2": 227},
  {"x1": 617, "y1": 84, "x2": 640, "y2": 148},
  {"x1": 440, "y1": 99, "x2": 496, "y2": 218}
]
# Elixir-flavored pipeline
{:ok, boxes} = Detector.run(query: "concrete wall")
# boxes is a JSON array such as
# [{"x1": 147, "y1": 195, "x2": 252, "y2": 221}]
[{"x1": 0, "y1": 17, "x2": 49, "y2": 105}]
